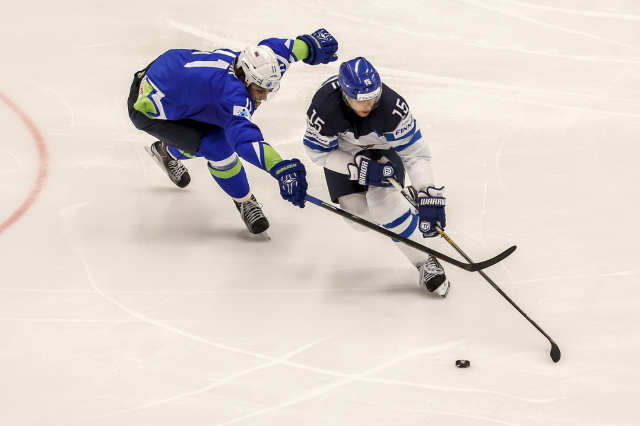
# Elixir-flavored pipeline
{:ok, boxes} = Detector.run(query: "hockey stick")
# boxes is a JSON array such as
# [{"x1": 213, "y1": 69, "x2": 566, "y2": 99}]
[
  {"x1": 304, "y1": 194, "x2": 516, "y2": 272},
  {"x1": 388, "y1": 178, "x2": 561, "y2": 363}
]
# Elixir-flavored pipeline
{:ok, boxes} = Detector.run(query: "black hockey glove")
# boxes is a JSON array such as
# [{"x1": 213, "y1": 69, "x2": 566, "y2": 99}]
[
  {"x1": 347, "y1": 153, "x2": 398, "y2": 187},
  {"x1": 297, "y1": 28, "x2": 338, "y2": 65},
  {"x1": 418, "y1": 186, "x2": 446, "y2": 237},
  {"x1": 270, "y1": 159, "x2": 308, "y2": 208}
]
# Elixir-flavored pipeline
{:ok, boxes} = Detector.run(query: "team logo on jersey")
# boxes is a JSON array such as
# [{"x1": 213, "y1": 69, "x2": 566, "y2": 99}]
[{"x1": 233, "y1": 105, "x2": 252, "y2": 120}]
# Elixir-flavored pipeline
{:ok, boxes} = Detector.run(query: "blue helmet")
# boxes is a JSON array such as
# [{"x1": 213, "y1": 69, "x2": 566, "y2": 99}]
[{"x1": 338, "y1": 57, "x2": 382, "y2": 101}]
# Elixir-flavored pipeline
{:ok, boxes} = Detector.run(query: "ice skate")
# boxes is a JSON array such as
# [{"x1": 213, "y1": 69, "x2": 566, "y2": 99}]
[
  {"x1": 417, "y1": 255, "x2": 450, "y2": 297},
  {"x1": 234, "y1": 195, "x2": 270, "y2": 236},
  {"x1": 145, "y1": 141, "x2": 191, "y2": 188}
]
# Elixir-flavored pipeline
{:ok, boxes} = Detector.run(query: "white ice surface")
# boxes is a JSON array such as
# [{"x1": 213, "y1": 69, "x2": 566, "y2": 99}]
[{"x1": 1, "y1": 1, "x2": 639, "y2": 425}]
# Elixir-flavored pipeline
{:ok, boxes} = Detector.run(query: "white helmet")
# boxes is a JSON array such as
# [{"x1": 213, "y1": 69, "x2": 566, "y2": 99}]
[{"x1": 236, "y1": 45, "x2": 281, "y2": 92}]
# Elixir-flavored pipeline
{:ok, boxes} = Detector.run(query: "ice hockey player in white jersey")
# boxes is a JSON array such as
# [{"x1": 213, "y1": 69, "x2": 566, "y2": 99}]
[
  {"x1": 127, "y1": 29, "x2": 339, "y2": 236},
  {"x1": 303, "y1": 57, "x2": 450, "y2": 296}
]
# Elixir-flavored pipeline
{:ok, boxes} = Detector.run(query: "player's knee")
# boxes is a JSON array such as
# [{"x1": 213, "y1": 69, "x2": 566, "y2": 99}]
[
  {"x1": 382, "y1": 209, "x2": 418, "y2": 239},
  {"x1": 366, "y1": 187, "x2": 408, "y2": 225},
  {"x1": 338, "y1": 193, "x2": 372, "y2": 233}
]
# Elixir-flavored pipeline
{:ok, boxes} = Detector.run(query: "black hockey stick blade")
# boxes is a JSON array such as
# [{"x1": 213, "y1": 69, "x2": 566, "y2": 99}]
[
  {"x1": 467, "y1": 245, "x2": 517, "y2": 271},
  {"x1": 550, "y1": 342, "x2": 561, "y2": 363},
  {"x1": 305, "y1": 194, "x2": 516, "y2": 272}
]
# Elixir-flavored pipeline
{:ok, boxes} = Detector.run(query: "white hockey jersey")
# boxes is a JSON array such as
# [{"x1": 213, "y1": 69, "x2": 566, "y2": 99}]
[{"x1": 304, "y1": 76, "x2": 435, "y2": 191}]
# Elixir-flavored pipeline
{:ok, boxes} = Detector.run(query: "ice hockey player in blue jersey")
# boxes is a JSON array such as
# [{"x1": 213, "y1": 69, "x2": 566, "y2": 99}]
[
  {"x1": 303, "y1": 57, "x2": 450, "y2": 296},
  {"x1": 127, "y1": 29, "x2": 338, "y2": 236}
]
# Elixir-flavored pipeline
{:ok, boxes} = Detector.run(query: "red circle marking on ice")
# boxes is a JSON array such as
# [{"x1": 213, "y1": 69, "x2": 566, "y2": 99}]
[{"x1": 0, "y1": 92, "x2": 48, "y2": 234}]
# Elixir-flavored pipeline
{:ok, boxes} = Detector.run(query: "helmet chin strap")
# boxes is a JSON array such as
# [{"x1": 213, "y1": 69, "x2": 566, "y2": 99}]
[
  {"x1": 341, "y1": 91, "x2": 353, "y2": 111},
  {"x1": 232, "y1": 60, "x2": 249, "y2": 88}
]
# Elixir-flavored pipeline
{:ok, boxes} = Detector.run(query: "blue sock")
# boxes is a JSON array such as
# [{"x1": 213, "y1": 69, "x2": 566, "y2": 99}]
[{"x1": 208, "y1": 158, "x2": 250, "y2": 199}]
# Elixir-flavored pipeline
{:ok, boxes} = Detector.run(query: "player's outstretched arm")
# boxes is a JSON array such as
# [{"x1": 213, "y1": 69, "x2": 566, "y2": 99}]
[
  {"x1": 296, "y1": 29, "x2": 338, "y2": 65},
  {"x1": 234, "y1": 140, "x2": 308, "y2": 208}
]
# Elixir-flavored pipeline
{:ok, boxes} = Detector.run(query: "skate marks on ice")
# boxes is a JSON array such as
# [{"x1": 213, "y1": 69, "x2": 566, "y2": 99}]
[
  {"x1": 212, "y1": 339, "x2": 555, "y2": 426},
  {"x1": 307, "y1": 0, "x2": 640, "y2": 63},
  {"x1": 165, "y1": 13, "x2": 640, "y2": 118},
  {"x1": 165, "y1": 19, "x2": 251, "y2": 51},
  {"x1": 481, "y1": 0, "x2": 640, "y2": 21},
  {"x1": 60, "y1": 204, "x2": 553, "y2": 423},
  {"x1": 457, "y1": 0, "x2": 640, "y2": 53}
]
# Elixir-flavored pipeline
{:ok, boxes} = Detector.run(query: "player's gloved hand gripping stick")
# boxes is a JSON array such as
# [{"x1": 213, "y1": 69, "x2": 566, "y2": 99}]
[
  {"x1": 270, "y1": 159, "x2": 307, "y2": 208},
  {"x1": 387, "y1": 177, "x2": 560, "y2": 363},
  {"x1": 415, "y1": 186, "x2": 446, "y2": 237},
  {"x1": 347, "y1": 153, "x2": 398, "y2": 187}
]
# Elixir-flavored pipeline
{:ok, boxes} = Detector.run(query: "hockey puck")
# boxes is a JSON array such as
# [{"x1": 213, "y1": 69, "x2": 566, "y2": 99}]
[{"x1": 456, "y1": 360, "x2": 470, "y2": 368}]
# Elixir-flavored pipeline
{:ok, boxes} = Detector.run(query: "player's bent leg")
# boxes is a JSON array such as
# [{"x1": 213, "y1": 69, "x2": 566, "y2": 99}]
[
  {"x1": 206, "y1": 154, "x2": 268, "y2": 235},
  {"x1": 207, "y1": 153, "x2": 250, "y2": 198},
  {"x1": 145, "y1": 141, "x2": 191, "y2": 188},
  {"x1": 417, "y1": 256, "x2": 450, "y2": 297},
  {"x1": 367, "y1": 187, "x2": 450, "y2": 296},
  {"x1": 129, "y1": 66, "x2": 209, "y2": 189},
  {"x1": 232, "y1": 193, "x2": 270, "y2": 235},
  {"x1": 392, "y1": 219, "x2": 450, "y2": 297},
  {"x1": 337, "y1": 193, "x2": 373, "y2": 233},
  {"x1": 199, "y1": 129, "x2": 270, "y2": 235},
  {"x1": 167, "y1": 145, "x2": 198, "y2": 161}
]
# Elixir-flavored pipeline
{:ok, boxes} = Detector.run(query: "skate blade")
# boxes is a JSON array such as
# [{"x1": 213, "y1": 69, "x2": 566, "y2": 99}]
[
  {"x1": 144, "y1": 145, "x2": 154, "y2": 158},
  {"x1": 145, "y1": 145, "x2": 182, "y2": 187},
  {"x1": 435, "y1": 280, "x2": 450, "y2": 298},
  {"x1": 144, "y1": 146, "x2": 164, "y2": 170}
]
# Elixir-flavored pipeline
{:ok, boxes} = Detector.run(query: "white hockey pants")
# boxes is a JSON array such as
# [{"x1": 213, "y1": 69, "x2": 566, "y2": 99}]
[{"x1": 338, "y1": 187, "x2": 430, "y2": 266}]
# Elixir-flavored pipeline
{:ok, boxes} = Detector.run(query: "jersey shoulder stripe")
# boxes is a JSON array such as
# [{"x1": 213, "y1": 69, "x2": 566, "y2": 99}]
[
  {"x1": 395, "y1": 129, "x2": 422, "y2": 152},
  {"x1": 384, "y1": 117, "x2": 417, "y2": 142},
  {"x1": 320, "y1": 75, "x2": 339, "y2": 89},
  {"x1": 304, "y1": 139, "x2": 336, "y2": 152}
]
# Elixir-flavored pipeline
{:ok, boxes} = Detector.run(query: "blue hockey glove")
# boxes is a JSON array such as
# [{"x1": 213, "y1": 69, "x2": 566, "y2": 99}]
[
  {"x1": 347, "y1": 154, "x2": 397, "y2": 187},
  {"x1": 297, "y1": 28, "x2": 338, "y2": 65},
  {"x1": 418, "y1": 186, "x2": 446, "y2": 237},
  {"x1": 269, "y1": 159, "x2": 308, "y2": 208}
]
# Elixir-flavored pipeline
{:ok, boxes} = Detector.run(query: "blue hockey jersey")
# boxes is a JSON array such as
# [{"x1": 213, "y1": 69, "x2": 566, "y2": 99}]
[{"x1": 134, "y1": 38, "x2": 300, "y2": 151}]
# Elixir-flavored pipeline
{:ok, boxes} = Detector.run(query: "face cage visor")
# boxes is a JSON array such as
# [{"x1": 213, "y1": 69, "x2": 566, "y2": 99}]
[
  {"x1": 248, "y1": 71, "x2": 280, "y2": 101},
  {"x1": 342, "y1": 86, "x2": 382, "y2": 111},
  {"x1": 247, "y1": 82, "x2": 280, "y2": 102}
]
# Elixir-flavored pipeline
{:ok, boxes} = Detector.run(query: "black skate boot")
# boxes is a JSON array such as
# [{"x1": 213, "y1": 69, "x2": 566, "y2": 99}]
[
  {"x1": 417, "y1": 255, "x2": 450, "y2": 297},
  {"x1": 145, "y1": 141, "x2": 191, "y2": 188},
  {"x1": 234, "y1": 195, "x2": 270, "y2": 235}
]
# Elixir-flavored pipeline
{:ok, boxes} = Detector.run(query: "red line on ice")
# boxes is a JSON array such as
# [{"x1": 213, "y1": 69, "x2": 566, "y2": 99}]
[{"x1": 0, "y1": 92, "x2": 49, "y2": 234}]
